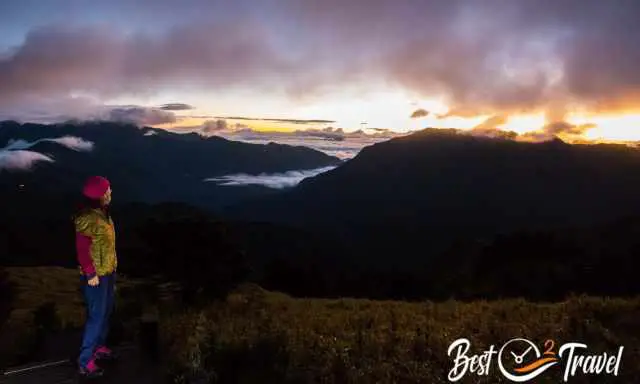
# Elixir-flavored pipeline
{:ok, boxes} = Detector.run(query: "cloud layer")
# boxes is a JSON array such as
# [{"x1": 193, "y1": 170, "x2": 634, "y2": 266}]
[
  {"x1": 0, "y1": 150, "x2": 53, "y2": 171},
  {"x1": 205, "y1": 166, "x2": 338, "y2": 189},
  {"x1": 1, "y1": 1, "x2": 639, "y2": 126},
  {"x1": 411, "y1": 109, "x2": 429, "y2": 119},
  {"x1": 160, "y1": 103, "x2": 194, "y2": 111},
  {"x1": 0, "y1": 21, "x2": 289, "y2": 102},
  {"x1": 106, "y1": 106, "x2": 177, "y2": 125},
  {"x1": 4, "y1": 136, "x2": 94, "y2": 152},
  {"x1": 0, "y1": 135, "x2": 94, "y2": 171},
  {"x1": 184, "y1": 122, "x2": 398, "y2": 159},
  {"x1": 213, "y1": 116, "x2": 336, "y2": 124}
]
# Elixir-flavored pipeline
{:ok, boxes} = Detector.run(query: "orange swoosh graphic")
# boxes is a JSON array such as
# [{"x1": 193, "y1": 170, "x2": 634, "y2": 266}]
[{"x1": 514, "y1": 357, "x2": 558, "y2": 373}]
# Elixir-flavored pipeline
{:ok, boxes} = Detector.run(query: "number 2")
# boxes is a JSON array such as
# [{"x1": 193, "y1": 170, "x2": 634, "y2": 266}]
[{"x1": 544, "y1": 339, "x2": 555, "y2": 355}]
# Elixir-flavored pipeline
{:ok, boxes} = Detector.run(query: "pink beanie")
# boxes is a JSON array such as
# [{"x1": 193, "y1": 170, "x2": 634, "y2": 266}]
[{"x1": 83, "y1": 176, "x2": 110, "y2": 199}]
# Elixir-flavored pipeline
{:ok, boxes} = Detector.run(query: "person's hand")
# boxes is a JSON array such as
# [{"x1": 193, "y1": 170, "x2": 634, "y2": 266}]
[{"x1": 88, "y1": 276, "x2": 100, "y2": 287}]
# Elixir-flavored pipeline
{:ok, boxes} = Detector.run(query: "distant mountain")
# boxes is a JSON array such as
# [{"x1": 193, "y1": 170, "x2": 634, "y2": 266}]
[
  {"x1": 227, "y1": 128, "x2": 640, "y2": 267},
  {"x1": 4, "y1": 124, "x2": 640, "y2": 301},
  {"x1": 0, "y1": 121, "x2": 341, "y2": 214}
]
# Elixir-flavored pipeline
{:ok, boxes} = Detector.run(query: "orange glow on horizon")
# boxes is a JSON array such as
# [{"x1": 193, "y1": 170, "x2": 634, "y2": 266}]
[
  {"x1": 427, "y1": 115, "x2": 492, "y2": 130},
  {"x1": 495, "y1": 113, "x2": 546, "y2": 135},
  {"x1": 153, "y1": 117, "x2": 302, "y2": 132},
  {"x1": 567, "y1": 113, "x2": 640, "y2": 141},
  {"x1": 150, "y1": 92, "x2": 640, "y2": 144}
]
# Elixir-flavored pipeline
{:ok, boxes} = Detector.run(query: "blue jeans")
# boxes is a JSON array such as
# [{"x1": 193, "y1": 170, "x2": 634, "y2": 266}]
[{"x1": 78, "y1": 273, "x2": 115, "y2": 367}]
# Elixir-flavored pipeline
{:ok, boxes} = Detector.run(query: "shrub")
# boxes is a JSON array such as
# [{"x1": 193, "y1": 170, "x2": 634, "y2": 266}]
[
  {"x1": 0, "y1": 266, "x2": 13, "y2": 328},
  {"x1": 137, "y1": 217, "x2": 251, "y2": 306},
  {"x1": 161, "y1": 290, "x2": 640, "y2": 383}
]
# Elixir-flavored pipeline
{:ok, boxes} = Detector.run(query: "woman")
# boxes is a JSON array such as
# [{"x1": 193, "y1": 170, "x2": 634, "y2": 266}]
[{"x1": 74, "y1": 176, "x2": 118, "y2": 378}]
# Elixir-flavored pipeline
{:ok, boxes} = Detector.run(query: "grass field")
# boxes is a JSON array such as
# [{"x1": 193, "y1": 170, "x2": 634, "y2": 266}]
[
  {"x1": 2, "y1": 267, "x2": 639, "y2": 383},
  {"x1": 163, "y1": 285, "x2": 640, "y2": 383},
  {"x1": 0, "y1": 267, "x2": 150, "y2": 367}
]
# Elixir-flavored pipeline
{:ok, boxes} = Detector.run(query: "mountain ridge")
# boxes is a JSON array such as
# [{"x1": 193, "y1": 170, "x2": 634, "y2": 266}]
[
  {"x1": 0, "y1": 120, "x2": 342, "y2": 212},
  {"x1": 226, "y1": 128, "x2": 640, "y2": 267}
]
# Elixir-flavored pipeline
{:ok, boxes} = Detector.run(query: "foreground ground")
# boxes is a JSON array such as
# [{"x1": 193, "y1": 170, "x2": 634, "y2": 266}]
[{"x1": 2, "y1": 267, "x2": 639, "y2": 383}]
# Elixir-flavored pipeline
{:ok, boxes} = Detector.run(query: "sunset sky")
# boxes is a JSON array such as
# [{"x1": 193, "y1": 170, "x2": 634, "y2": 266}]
[{"x1": 1, "y1": 0, "x2": 640, "y2": 142}]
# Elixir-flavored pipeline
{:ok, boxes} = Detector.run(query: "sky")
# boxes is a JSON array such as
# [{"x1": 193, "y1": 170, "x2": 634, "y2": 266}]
[{"x1": 1, "y1": 0, "x2": 640, "y2": 143}]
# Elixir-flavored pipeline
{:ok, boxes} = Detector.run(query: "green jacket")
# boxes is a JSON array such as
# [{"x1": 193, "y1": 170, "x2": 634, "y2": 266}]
[{"x1": 74, "y1": 208, "x2": 118, "y2": 277}]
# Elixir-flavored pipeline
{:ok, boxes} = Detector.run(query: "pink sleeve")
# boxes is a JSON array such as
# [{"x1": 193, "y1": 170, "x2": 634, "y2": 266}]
[{"x1": 76, "y1": 232, "x2": 96, "y2": 278}]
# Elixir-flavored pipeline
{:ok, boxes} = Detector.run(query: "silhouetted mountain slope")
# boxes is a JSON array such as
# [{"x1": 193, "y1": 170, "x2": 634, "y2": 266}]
[
  {"x1": 3, "y1": 125, "x2": 640, "y2": 301},
  {"x1": 228, "y1": 128, "x2": 640, "y2": 267},
  {"x1": 0, "y1": 121, "x2": 341, "y2": 212},
  {"x1": 2, "y1": 186, "x2": 639, "y2": 302}
]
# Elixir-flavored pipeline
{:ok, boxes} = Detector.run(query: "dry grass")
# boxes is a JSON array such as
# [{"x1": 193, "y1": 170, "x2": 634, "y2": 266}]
[
  {"x1": 163, "y1": 284, "x2": 640, "y2": 383},
  {"x1": 0, "y1": 267, "x2": 143, "y2": 366},
  {"x1": 2, "y1": 268, "x2": 639, "y2": 383},
  {"x1": 3, "y1": 267, "x2": 143, "y2": 326}
]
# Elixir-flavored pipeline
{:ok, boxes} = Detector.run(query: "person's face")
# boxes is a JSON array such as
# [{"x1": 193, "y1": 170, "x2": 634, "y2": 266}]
[{"x1": 102, "y1": 187, "x2": 112, "y2": 206}]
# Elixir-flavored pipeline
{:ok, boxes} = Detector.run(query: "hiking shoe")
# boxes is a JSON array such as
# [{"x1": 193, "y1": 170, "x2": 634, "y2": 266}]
[
  {"x1": 79, "y1": 358, "x2": 104, "y2": 378},
  {"x1": 94, "y1": 346, "x2": 117, "y2": 361}
]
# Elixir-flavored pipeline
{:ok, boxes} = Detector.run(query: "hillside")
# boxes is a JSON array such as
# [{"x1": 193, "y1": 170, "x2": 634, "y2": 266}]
[
  {"x1": 2, "y1": 197, "x2": 639, "y2": 302},
  {"x1": 2, "y1": 267, "x2": 639, "y2": 383},
  {"x1": 2, "y1": 127, "x2": 640, "y2": 302},
  {"x1": 164, "y1": 289, "x2": 640, "y2": 383},
  {"x1": 227, "y1": 129, "x2": 640, "y2": 266},
  {"x1": 0, "y1": 120, "x2": 342, "y2": 213}
]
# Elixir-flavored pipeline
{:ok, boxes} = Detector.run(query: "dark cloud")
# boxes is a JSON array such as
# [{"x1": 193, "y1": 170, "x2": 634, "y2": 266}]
[
  {"x1": 324, "y1": 127, "x2": 344, "y2": 133},
  {"x1": 1, "y1": 0, "x2": 640, "y2": 119},
  {"x1": 410, "y1": 109, "x2": 429, "y2": 119},
  {"x1": 213, "y1": 116, "x2": 335, "y2": 124},
  {"x1": 0, "y1": 99, "x2": 182, "y2": 126},
  {"x1": 160, "y1": 103, "x2": 194, "y2": 111},
  {"x1": 0, "y1": 95, "x2": 102, "y2": 124},
  {"x1": 202, "y1": 119, "x2": 228, "y2": 133},
  {"x1": 289, "y1": 0, "x2": 640, "y2": 115},
  {"x1": 0, "y1": 22, "x2": 289, "y2": 102},
  {"x1": 106, "y1": 106, "x2": 177, "y2": 126},
  {"x1": 544, "y1": 121, "x2": 594, "y2": 137}
]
